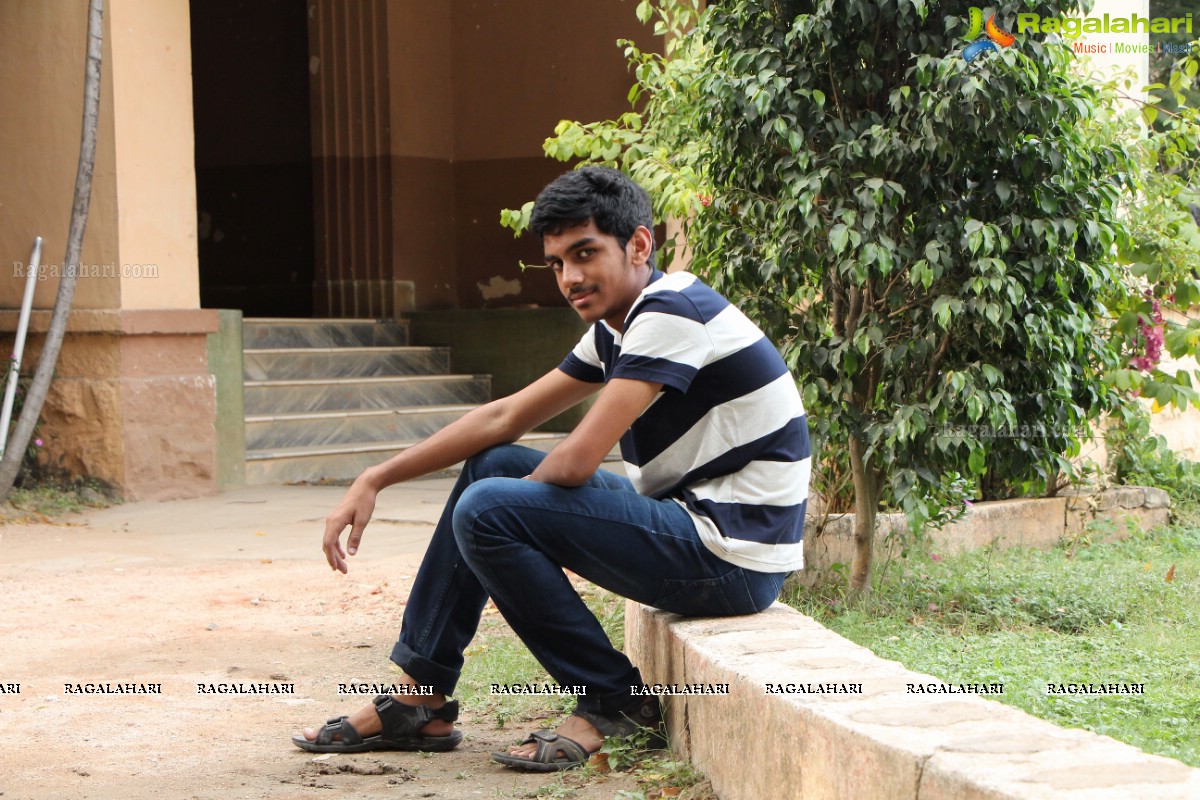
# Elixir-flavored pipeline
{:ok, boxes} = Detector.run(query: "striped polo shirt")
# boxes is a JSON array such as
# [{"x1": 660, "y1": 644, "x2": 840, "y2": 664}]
[{"x1": 558, "y1": 270, "x2": 810, "y2": 572}]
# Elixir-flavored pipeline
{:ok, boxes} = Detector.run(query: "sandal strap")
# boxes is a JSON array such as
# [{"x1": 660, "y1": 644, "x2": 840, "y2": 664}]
[
  {"x1": 529, "y1": 730, "x2": 589, "y2": 765},
  {"x1": 372, "y1": 694, "x2": 459, "y2": 739},
  {"x1": 314, "y1": 716, "x2": 363, "y2": 746},
  {"x1": 431, "y1": 699, "x2": 459, "y2": 723},
  {"x1": 573, "y1": 696, "x2": 662, "y2": 738}
]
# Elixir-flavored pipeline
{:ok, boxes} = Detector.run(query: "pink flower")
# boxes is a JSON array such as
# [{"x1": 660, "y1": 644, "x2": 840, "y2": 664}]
[
  {"x1": 1131, "y1": 299, "x2": 1165, "y2": 373},
  {"x1": 964, "y1": 499, "x2": 974, "y2": 507},
  {"x1": 931, "y1": 553, "x2": 942, "y2": 562},
  {"x1": 697, "y1": 193, "x2": 713, "y2": 207},
  {"x1": 34, "y1": 438, "x2": 43, "y2": 447}
]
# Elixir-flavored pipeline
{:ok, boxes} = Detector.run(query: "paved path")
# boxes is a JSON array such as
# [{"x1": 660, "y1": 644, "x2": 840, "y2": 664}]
[{"x1": 0, "y1": 482, "x2": 642, "y2": 799}]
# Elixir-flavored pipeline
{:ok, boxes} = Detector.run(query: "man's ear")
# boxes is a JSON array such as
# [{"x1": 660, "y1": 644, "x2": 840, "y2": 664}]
[{"x1": 627, "y1": 225, "x2": 654, "y2": 267}]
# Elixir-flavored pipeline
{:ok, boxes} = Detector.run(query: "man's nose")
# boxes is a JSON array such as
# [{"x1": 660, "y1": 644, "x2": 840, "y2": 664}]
[{"x1": 560, "y1": 261, "x2": 584, "y2": 285}]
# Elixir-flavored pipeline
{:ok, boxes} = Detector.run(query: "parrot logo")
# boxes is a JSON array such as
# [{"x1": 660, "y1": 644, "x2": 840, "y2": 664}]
[{"x1": 962, "y1": 7, "x2": 1016, "y2": 61}]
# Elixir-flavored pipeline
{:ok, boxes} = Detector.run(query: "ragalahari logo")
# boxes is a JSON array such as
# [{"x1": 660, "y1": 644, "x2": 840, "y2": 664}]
[{"x1": 962, "y1": 7, "x2": 1016, "y2": 61}]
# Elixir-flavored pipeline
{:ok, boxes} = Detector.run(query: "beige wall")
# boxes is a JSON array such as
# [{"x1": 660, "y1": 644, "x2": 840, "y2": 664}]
[
  {"x1": 375, "y1": 0, "x2": 652, "y2": 311},
  {"x1": 109, "y1": 0, "x2": 201, "y2": 309},
  {"x1": 0, "y1": 4, "x2": 120, "y2": 311},
  {"x1": 449, "y1": 0, "x2": 650, "y2": 310},
  {"x1": 387, "y1": 3, "x2": 454, "y2": 160},
  {"x1": 305, "y1": 0, "x2": 652, "y2": 313},
  {"x1": 1077, "y1": 0, "x2": 1150, "y2": 100},
  {"x1": 0, "y1": 1, "x2": 217, "y2": 500},
  {"x1": 0, "y1": 0, "x2": 199, "y2": 313},
  {"x1": 449, "y1": 0, "x2": 643, "y2": 162},
  {"x1": 386, "y1": 1, "x2": 458, "y2": 310}
]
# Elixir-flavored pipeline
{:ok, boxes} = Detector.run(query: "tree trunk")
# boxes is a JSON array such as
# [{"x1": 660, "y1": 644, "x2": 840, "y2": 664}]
[
  {"x1": 0, "y1": 0, "x2": 104, "y2": 501},
  {"x1": 847, "y1": 432, "x2": 880, "y2": 599}
]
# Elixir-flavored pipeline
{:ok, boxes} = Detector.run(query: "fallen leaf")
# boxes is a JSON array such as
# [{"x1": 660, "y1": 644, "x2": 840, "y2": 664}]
[
  {"x1": 260, "y1": 558, "x2": 273, "y2": 564},
  {"x1": 588, "y1": 752, "x2": 610, "y2": 772},
  {"x1": 255, "y1": 531, "x2": 266, "y2": 537},
  {"x1": 1165, "y1": 564, "x2": 1176, "y2": 583},
  {"x1": 660, "y1": 788, "x2": 682, "y2": 798}
]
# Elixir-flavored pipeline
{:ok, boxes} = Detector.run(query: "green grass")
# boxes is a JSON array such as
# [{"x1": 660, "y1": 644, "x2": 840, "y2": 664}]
[
  {"x1": 787, "y1": 521, "x2": 1200, "y2": 767},
  {"x1": 449, "y1": 582, "x2": 714, "y2": 799},
  {"x1": 454, "y1": 580, "x2": 626, "y2": 728},
  {"x1": 0, "y1": 477, "x2": 115, "y2": 522}
]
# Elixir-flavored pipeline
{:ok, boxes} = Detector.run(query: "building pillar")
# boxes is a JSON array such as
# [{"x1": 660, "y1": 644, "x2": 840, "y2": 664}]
[
  {"x1": 308, "y1": 0, "x2": 397, "y2": 318},
  {"x1": 0, "y1": 0, "x2": 219, "y2": 500}
]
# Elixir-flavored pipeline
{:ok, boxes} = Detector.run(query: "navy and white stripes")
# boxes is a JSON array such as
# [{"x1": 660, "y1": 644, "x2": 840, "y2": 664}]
[{"x1": 559, "y1": 271, "x2": 811, "y2": 572}]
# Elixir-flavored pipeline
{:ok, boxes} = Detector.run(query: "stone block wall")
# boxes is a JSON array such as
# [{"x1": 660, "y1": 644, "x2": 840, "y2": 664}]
[{"x1": 799, "y1": 488, "x2": 1170, "y2": 587}]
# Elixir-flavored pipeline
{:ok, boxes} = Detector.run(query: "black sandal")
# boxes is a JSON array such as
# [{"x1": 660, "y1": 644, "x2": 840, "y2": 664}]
[
  {"x1": 292, "y1": 694, "x2": 463, "y2": 753},
  {"x1": 574, "y1": 695, "x2": 667, "y2": 750},
  {"x1": 490, "y1": 696, "x2": 666, "y2": 771},
  {"x1": 491, "y1": 729, "x2": 593, "y2": 772}
]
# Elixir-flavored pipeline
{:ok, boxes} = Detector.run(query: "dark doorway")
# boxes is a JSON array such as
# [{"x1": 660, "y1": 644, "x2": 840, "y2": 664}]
[{"x1": 190, "y1": 0, "x2": 314, "y2": 317}]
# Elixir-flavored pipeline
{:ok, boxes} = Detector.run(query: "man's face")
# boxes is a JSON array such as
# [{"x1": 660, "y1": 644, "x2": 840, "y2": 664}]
[{"x1": 542, "y1": 219, "x2": 652, "y2": 332}]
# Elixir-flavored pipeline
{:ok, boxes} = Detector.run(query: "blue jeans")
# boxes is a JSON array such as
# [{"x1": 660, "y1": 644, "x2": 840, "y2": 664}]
[{"x1": 390, "y1": 444, "x2": 787, "y2": 715}]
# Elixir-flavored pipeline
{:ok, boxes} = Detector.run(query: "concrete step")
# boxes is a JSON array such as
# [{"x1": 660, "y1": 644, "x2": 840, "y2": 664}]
[
  {"x1": 243, "y1": 374, "x2": 491, "y2": 415},
  {"x1": 242, "y1": 317, "x2": 409, "y2": 349},
  {"x1": 245, "y1": 432, "x2": 570, "y2": 485},
  {"x1": 242, "y1": 346, "x2": 451, "y2": 381},
  {"x1": 245, "y1": 404, "x2": 478, "y2": 450}
]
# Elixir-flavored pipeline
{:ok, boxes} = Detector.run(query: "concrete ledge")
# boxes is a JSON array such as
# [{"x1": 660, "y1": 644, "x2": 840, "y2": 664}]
[{"x1": 627, "y1": 601, "x2": 1200, "y2": 799}]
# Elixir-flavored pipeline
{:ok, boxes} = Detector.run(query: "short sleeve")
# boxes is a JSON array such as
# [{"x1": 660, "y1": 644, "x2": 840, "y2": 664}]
[
  {"x1": 610, "y1": 295, "x2": 713, "y2": 393},
  {"x1": 557, "y1": 324, "x2": 606, "y2": 384}
]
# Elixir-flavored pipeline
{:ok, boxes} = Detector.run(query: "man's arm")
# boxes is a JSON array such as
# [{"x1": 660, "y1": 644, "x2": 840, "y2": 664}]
[
  {"x1": 528, "y1": 377, "x2": 662, "y2": 487},
  {"x1": 322, "y1": 369, "x2": 600, "y2": 572},
  {"x1": 361, "y1": 369, "x2": 600, "y2": 489}
]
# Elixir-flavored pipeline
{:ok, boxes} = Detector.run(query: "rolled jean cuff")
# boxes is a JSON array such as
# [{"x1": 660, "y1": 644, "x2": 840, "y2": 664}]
[
  {"x1": 574, "y1": 667, "x2": 646, "y2": 716},
  {"x1": 390, "y1": 641, "x2": 460, "y2": 698}
]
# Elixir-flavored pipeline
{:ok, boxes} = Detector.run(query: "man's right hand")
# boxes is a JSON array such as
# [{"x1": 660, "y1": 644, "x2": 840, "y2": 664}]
[
  {"x1": 323, "y1": 474, "x2": 379, "y2": 573},
  {"x1": 314, "y1": 370, "x2": 600, "y2": 573}
]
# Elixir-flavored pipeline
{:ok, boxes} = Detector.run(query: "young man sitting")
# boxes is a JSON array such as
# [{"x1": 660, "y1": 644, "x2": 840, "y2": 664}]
[{"x1": 293, "y1": 166, "x2": 810, "y2": 771}]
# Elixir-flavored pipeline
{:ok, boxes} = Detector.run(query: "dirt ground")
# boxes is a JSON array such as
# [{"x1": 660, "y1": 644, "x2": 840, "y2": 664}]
[{"x1": 0, "y1": 481, "x2": 647, "y2": 800}]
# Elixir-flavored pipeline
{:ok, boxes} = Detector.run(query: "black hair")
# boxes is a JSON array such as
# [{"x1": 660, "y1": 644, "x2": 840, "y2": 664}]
[{"x1": 529, "y1": 167, "x2": 656, "y2": 267}]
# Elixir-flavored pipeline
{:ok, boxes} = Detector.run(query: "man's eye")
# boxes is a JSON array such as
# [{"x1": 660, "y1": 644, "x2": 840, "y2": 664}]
[{"x1": 578, "y1": 248, "x2": 595, "y2": 258}]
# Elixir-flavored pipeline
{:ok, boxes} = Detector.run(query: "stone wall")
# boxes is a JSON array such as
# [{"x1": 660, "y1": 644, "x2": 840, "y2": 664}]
[
  {"x1": 0, "y1": 309, "x2": 219, "y2": 501},
  {"x1": 799, "y1": 487, "x2": 1170, "y2": 587}
]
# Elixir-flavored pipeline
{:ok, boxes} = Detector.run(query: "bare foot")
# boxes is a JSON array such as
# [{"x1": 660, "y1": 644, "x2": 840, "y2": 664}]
[
  {"x1": 300, "y1": 688, "x2": 453, "y2": 743},
  {"x1": 506, "y1": 714, "x2": 603, "y2": 760}
]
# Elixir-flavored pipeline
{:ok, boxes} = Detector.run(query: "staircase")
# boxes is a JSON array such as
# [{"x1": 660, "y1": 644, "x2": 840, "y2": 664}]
[{"x1": 242, "y1": 318, "x2": 563, "y2": 484}]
